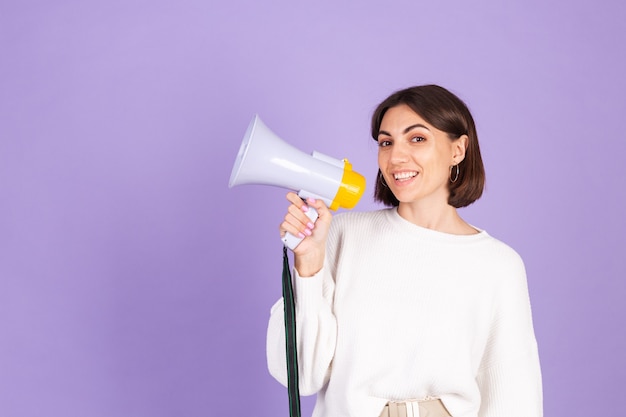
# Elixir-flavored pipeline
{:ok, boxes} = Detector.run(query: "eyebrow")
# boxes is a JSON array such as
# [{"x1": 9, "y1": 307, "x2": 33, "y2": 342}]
[{"x1": 378, "y1": 123, "x2": 430, "y2": 138}]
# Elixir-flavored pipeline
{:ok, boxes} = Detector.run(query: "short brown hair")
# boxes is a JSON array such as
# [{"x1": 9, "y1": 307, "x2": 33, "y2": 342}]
[{"x1": 371, "y1": 85, "x2": 485, "y2": 208}]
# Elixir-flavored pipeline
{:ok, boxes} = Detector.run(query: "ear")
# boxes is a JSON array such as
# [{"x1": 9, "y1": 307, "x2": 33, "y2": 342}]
[{"x1": 452, "y1": 134, "x2": 469, "y2": 164}]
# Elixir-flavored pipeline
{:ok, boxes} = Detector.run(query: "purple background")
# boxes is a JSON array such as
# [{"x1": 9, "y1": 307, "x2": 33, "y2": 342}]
[{"x1": 1, "y1": 1, "x2": 624, "y2": 416}]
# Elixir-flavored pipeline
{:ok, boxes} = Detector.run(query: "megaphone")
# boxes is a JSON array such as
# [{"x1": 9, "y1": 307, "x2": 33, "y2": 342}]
[{"x1": 229, "y1": 115, "x2": 366, "y2": 249}]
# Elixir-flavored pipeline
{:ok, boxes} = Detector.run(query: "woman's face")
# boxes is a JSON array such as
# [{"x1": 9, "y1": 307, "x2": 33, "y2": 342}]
[{"x1": 377, "y1": 104, "x2": 466, "y2": 207}]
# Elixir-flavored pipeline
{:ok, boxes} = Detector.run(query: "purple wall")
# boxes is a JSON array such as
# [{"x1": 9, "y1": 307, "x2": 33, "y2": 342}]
[{"x1": 1, "y1": 1, "x2": 624, "y2": 416}]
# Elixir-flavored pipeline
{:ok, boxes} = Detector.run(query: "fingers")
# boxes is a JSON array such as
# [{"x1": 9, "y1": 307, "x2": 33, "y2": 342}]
[
  {"x1": 285, "y1": 191, "x2": 330, "y2": 218},
  {"x1": 280, "y1": 193, "x2": 331, "y2": 272},
  {"x1": 305, "y1": 196, "x2": 331, "y2": 219},
  {"x1": 280, "y1": 192, "x2": 316, "y2": 239}
]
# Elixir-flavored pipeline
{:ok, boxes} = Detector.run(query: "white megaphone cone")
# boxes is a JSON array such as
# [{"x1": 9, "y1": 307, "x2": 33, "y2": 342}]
[{"x1": 229, "y1": 115, "x2": 366, "y2": 249}]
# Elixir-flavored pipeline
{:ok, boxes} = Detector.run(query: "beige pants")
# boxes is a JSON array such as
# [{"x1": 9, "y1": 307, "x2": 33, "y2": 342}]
[{"x1": 378, "y1": 399, "x2": 451, "y2": 417}]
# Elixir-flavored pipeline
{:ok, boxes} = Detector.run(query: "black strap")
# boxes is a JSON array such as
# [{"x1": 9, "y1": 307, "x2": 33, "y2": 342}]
[{"x1": 282, "y1": 246, "x2": 301, "y2": 417}]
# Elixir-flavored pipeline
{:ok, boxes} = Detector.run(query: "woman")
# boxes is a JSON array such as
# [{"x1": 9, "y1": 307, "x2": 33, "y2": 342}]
[{"x1": 267, "y1": 85, "x2": 543, "y2": 417}]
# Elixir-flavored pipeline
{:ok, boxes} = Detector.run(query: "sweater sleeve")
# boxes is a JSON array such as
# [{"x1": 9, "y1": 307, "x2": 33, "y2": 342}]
[
  {"x1": 266, "y1": 264, "x2": 337, "y2": 395},
  {"x1": 476, "y1": 253, "x2": 543, "y2": 417}
]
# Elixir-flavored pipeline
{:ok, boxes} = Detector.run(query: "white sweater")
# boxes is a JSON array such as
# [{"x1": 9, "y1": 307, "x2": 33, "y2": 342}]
[{"x1": 267, "y1": 208, "x2": 542, "y2": 417}]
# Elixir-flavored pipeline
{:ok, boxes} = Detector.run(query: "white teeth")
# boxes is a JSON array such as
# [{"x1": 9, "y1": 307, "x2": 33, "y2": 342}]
[{"x1": 394, "y1": 172, "x2": 417, "y2": 180}]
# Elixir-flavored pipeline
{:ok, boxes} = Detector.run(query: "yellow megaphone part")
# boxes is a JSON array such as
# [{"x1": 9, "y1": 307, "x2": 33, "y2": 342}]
[{"x1": 328, "y1": 159, "x2": 366, "y2": 211}]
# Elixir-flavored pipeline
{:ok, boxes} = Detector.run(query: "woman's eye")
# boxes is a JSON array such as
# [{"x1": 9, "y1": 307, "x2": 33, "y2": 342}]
[
  {"x1": 378, "y1": 140, "x2": 392, "y2": 147},
  {"x1": 411, "y1": 136, "x2": 425, "y2": 142}
]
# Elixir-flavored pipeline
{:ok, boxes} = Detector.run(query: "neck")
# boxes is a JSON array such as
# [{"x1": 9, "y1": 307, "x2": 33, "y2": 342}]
[{"x1": 397, "y1": 201, "x2": 478, "y2": 235}]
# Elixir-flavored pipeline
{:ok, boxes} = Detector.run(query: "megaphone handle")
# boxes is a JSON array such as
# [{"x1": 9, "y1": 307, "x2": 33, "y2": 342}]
[{"x1": 282, "y1": 206, "x2": 319, "y2": 250}]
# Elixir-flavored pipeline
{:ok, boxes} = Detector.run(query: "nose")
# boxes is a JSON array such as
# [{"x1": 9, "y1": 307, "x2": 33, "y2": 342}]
[{"x1": 389, "y1": 142, "x2": 409, "y2": 163}]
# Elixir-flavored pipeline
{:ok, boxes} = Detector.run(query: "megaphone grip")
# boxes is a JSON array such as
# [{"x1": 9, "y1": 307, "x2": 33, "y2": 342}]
[{"x1": 282, "y1": 206, "x2": 319, "y2": 250}]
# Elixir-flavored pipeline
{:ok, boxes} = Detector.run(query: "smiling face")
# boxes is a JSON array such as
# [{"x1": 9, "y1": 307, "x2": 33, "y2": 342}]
[{"x1": 377, "y1": 104, "x2": 468, "y2": 208}]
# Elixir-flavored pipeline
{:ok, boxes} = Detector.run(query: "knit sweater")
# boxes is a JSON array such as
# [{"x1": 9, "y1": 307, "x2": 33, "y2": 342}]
[{"x1": 266, "y1": 208, "x2": 543, "y2": 417}]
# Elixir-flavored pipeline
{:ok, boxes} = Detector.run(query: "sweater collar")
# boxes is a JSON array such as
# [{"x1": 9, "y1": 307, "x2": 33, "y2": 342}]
[{"x1": 385, "y1": 207, "x2": 489, "y2": 243}]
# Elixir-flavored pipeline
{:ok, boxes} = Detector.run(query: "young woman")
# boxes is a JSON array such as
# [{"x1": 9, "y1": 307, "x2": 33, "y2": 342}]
[{"x1": 268, "y1": 85, "x2": 543, "y2": 417}]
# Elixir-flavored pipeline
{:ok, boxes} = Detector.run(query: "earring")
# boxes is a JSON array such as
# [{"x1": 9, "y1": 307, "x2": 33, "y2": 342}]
[
  {"x1": 378, "y1": 171, "x2": 389, "y2": 188},
  {"x1": 450, "y1": 164, "x2": 460, "y2": 183}
]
